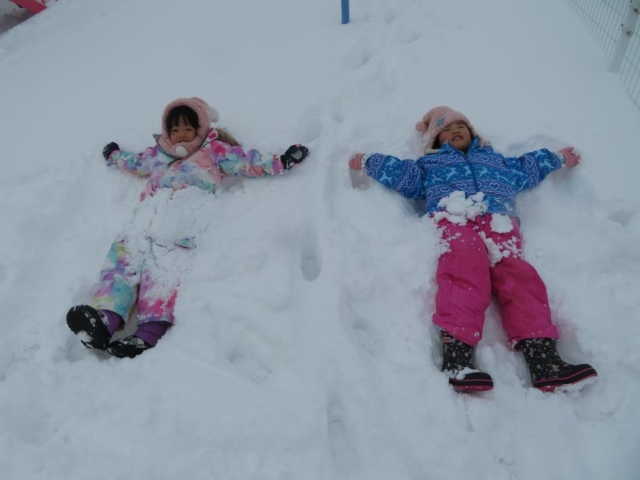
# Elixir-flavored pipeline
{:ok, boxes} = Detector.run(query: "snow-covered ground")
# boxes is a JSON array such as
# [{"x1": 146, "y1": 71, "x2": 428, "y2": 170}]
[
  {"x1": 1, "y1": 0, "x2": 639, "y2": 478},
  {"x1": 0, "y1": 1, "x2": 34, "y2": 35}
]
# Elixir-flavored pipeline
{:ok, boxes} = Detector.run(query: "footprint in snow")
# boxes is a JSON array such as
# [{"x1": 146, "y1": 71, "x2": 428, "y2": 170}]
[
  {"x1": 295, "y1": 105, "x2": 347, "y2": 145},
  {"x1": 384, "y1": 9, "x2": 397, "y2": 25},
  {"x1": 607, "y1": 208, "x2": 635, "y2": 228},
  {"x1": 300, "y1": 221, "x2": 322, "y2": 282},
  {"x1": 351, "y1": 319, "x2": 381, "y2": 356},
  {"x1": 342, "y1": 42, "x2": 377, "y2": 70},
  {"x1": 396, "y1": 28, "x2": 421, "y2": 44},
  {"x1": 227, "y1": 349, "x2": 272, "y2": 382},
  {"x1": 327, "y1": 400, "x2": 360, "y2": 475}
]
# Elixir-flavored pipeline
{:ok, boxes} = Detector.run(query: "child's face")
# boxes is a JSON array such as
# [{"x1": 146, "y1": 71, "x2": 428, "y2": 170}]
[
  {"x1": 437, "y1": 121, "x2": 472, "y2": 152},
  {"x1": 169, "y1": 115, "x2": 197, "y2": 144}
]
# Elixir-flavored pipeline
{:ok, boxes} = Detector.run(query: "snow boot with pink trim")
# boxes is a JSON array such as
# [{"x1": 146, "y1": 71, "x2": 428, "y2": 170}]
[
  {"x1": 516, "y1": 338, "x2": 598, "y2": 392},
  {"x1": 441, "y1": 330, "x2": 493, "y2": 392}
]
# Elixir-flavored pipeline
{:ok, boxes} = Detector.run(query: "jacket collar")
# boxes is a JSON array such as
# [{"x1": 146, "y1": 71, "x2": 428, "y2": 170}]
[
  {"x1": 437, "y1": 136, "x2": 481, "y2": 155},
  {"x1": 154, "y1": 128, "x2": 218, "y2": 161}
]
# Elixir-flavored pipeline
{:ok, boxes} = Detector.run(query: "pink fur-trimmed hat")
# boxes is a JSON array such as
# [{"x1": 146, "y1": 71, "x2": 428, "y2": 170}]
[
  {"x1": 415, "y1": 106, "x2": 484, "y2": 151},
  {"x1": 157, "y1": 97, "x2": 220, "y2": 158}
]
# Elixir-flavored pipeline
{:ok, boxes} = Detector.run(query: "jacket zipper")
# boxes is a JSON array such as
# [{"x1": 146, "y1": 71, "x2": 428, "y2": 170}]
[{"x1": 463, "y1": 149, "x2": 480, "y2": 193}]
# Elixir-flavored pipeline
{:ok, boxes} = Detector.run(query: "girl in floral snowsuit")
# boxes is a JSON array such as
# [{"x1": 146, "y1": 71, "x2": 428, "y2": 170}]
[
  {"x1": 67, "y1": 97, "x2": 309, "y2": 358},
  {"x1": 349, "y1": 106, "x2": 597, "y2": 393}
]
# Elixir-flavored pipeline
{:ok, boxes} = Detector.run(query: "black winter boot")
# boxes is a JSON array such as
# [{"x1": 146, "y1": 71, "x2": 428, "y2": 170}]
[
  {"x1": 441, "y1": 330, "x2": 493, "y2": 392},
  {"x1": 516, "y1": 338, "x2": 598, "y2": 392},
  {"x1": 107, "y1": 335, "x2": 152, "y2": 358},
  {"x1": 66, "y1": 305, "x2": 112, "y2": 350}
]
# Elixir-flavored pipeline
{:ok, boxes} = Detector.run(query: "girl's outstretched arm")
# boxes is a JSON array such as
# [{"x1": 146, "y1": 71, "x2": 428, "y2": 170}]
[
  {"x1": 105, "y1": 143, "x2": 161, "y2": 178},
  {"x1": 503, "y1": 148, "x2": 564, "y2": 192},
  {"x1": 354, "y1": 152, "x2": 427, "y2": 199},
  {"x1": 213, "y1": 141, "x2": 307, "y2": 178}
]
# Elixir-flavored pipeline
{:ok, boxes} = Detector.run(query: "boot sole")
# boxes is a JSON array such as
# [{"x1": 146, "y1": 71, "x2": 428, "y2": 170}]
[
  {"x1": 450, "y1": 372, "x2": 494, "y2": 392},
  {"x1": 66, "y1": 306, "x2": 111, "y2": 351},
  {"x1": 534, "y1": 365, "x2": 598, "y2": 392}
]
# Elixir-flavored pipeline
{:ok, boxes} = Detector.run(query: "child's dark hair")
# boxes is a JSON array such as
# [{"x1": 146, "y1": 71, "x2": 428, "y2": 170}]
[
  {"x1": 166, "y1": 106, "x2": 200, "y2": 134},
  {"x1": 165, "y1": 105, "x2": 242, "y2": 147}
]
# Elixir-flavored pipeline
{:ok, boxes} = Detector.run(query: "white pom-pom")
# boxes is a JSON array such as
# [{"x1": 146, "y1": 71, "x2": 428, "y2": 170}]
[
  {"x1": 175, "y1": 145, "x2": 188, "y2": 158},
  {"x1": 209, "y1": 107, "x2": 220, "y2": 124}
]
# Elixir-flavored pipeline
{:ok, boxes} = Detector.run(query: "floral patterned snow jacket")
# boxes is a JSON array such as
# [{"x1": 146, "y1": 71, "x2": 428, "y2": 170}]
[
  {"x1": 364, "y1": 137, "x2": 564, "y2": 218},
  {"x1": 107, "y1": 128, "x2": 286, "y2": 201}
]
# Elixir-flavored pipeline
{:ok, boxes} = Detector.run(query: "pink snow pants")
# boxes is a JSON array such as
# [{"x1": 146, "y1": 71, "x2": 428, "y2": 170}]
[{"x1": 432, "y1": 215, "x2": 559, "y2": 347}]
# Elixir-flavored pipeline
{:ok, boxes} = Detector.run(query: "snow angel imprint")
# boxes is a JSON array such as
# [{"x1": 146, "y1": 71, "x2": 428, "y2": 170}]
[
  {"x1": 349, "y1": 105, "x2": 597, "y2": 393},
  {"x1": 66, "y1": 97, "x2": 310, "y2": 358}
]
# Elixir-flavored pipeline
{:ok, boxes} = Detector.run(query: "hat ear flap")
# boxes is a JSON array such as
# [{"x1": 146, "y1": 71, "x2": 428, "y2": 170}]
[{"x1": 417, "y1": 111, "x2": 434, "y2": 133}]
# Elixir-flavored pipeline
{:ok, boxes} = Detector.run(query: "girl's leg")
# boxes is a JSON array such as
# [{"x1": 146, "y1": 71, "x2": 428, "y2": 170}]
[
  {"x1": 479, "y1": 216, "x2": 596, "y2": 391},
  {"x1": 67, "y1": 237, "x2": 141, "y2": 350},
  {"x1": 108, "y1": 242, "x2": 192, "y2": 358},
  {"x1": 91, "y1": 237, "x2": 141, "y2": 322},
  {"x1": 485, "y1": 219, "x2": 559, "y2": 347},
  {"x1": 432, "y1": 220, "x2": 492, "y2": 346},
  {"x1": 138, "y1": 262, "x2": 180, "y2": 326}
]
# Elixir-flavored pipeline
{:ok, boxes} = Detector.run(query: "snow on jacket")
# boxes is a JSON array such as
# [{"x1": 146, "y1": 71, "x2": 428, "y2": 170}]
[
  {"x1": 107, "y1": 128, "x2": 286, "y2": 201},
  {"x1": 364, "y1": 137, "x2": 564, "y2": 217}
]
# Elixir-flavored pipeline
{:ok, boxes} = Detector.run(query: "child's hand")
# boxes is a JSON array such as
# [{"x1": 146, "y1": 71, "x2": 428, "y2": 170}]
[
  {"x1": 559, "y1": 147, "x2": 581, "y2": 167},
  {"x1": 102, "y1": 142, "x2": 120, "y2": 161},
  {"x1": 349, "y1": 153, "x2": 365, "y2": 170},
  {"x1": 281, "y1": 144, "x2": 309, "y2": 170}
]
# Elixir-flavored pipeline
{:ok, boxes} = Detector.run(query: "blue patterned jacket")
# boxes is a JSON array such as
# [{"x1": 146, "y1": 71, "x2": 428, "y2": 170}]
[{"x1": 364, "y1": 137, "x2": 564, "y2": 217}]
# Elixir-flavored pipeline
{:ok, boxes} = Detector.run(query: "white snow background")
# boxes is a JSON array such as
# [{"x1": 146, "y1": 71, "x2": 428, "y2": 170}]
[{"x1": 1, "y1": 0, "x2": 640, "y2": 479}]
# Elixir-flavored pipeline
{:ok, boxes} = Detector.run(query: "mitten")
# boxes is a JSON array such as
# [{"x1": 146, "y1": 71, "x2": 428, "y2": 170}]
[
  {"x1": 102, "y1": 142, "x2": 120, "y2": 161},
  {"x1": 557, "y1": 147, "x2": 580, "y2": 167},
  {"x1": 349, "y1": 153, "x2": 366, "y2": 170},
  {"x1": 281, "y1": 144, "x2": 309, "y2": 170}
]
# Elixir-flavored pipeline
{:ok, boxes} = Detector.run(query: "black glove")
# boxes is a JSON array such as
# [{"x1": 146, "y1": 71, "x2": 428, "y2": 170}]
[
  {"x1": 102, "y1": 142, "x2": 120, "y2": 161},
  {"x1": 280, "y1": 144, "x2": 309, "y2": 170}
]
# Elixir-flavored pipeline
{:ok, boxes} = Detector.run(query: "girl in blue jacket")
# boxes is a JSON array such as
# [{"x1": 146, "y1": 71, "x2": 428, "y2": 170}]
[{"x1": 349, "y1": 106, "x2": 597, "y2": 393}]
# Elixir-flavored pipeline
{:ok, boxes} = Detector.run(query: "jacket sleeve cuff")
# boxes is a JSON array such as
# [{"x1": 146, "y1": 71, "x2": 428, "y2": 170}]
[
  {"x1": 361, "y1": 153, "x2": 373, "y2": 169},
  {"x1": 106, "y1": 150, "x2": 120, "y2": 166},
  {"x1": 554, "y1": 151, "x2": 566, "y2": 166}
]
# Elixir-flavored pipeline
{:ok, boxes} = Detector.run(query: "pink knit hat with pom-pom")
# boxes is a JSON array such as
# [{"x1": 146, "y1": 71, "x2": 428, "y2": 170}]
[
  {"x1": 415, "y1": 106, "x2": 484, "y2": 151},
  {"x1": 157, "y1": 97, "x2": 220, "y2": 158}
]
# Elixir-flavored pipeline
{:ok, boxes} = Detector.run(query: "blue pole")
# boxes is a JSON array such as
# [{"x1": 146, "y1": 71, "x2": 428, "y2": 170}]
[{"x1": 341, "y1": 0, "x2": 350, "y2": 24}]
